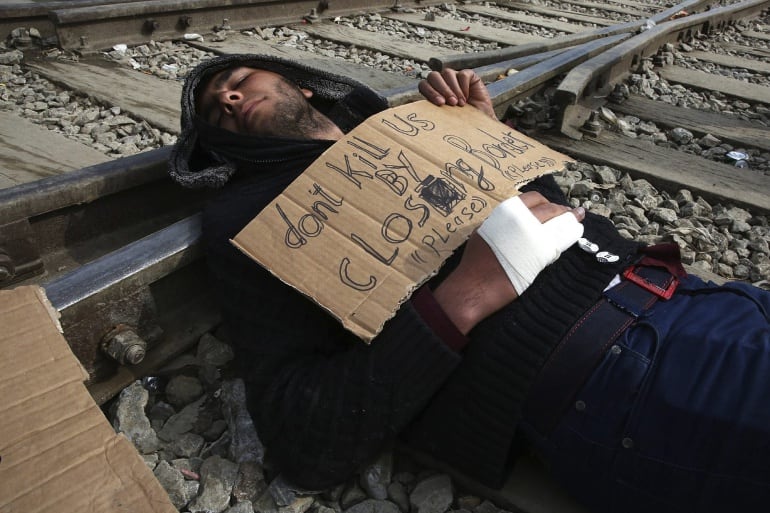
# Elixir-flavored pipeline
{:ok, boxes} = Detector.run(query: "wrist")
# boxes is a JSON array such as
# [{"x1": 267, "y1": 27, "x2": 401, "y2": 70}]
[{"x1": 433, "y1": 260, "x2": 517, "y2": 335}]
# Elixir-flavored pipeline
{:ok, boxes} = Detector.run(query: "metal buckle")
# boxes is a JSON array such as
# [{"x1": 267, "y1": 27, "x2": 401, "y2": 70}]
[{"x1": 622, "y1": 264, "x2": 678, "y2": 300}]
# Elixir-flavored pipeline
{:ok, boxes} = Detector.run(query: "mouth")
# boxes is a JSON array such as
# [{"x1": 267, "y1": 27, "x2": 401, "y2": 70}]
[{"x1": 240, "y1": 97, "x2": 264, "y2": 127}]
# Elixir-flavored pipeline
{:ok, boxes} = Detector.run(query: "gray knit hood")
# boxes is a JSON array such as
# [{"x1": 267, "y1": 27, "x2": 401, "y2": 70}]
[{"x1": 169, "y1": 54, "x2": 389, "y2": 189}]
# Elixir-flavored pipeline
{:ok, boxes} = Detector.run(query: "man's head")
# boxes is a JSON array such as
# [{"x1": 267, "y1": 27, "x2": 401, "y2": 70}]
[
  {"x1": 195, "y1": 66, "x2": 343, "y2": 140},
  {"x1": 169, "y1": 54, "x2": 388, "y2": 189}
]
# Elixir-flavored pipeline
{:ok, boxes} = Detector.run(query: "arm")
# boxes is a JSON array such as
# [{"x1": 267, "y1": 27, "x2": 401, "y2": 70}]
[
  {"x1": 434, "y1": 192, "x2": 585, "y2": 334},
  {"x1": 419, "y1": 69, "x2": 585, "y2": 334}
]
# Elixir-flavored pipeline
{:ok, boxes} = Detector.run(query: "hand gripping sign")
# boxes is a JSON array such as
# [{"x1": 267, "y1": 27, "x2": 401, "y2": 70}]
[{"x1": 232, "y1": 100, "x2": 574, "y2": 342}]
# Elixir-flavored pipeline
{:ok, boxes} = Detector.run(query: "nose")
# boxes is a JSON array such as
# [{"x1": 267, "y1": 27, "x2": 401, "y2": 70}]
[{"x1": 218, "y1": 89, "x2": 243, "y2": 113}]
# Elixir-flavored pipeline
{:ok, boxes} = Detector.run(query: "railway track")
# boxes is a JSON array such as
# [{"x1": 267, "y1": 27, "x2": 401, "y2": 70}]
[{"x1": 1, "y1": 0, "x2": 769, "y2": 511}]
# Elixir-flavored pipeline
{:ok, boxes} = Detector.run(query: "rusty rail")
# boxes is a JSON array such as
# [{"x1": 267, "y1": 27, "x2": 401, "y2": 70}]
[
  {"x1": 555, "y1": 0, "x2": 770, "y2": 138},
  {"x1": 429, "y1": 0, "x2": 713, "y2": 71}
]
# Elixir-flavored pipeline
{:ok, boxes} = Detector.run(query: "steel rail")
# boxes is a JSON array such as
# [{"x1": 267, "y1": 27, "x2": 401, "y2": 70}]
[
  {"x1": 48, "y1": 0, "x2": 446, "y2": 51},
  {"x1": 0, "y1": 147, "x2": 208, "y2": 288},
  {"x1": 429, "y1": 0, "x2": 712, "y2": 71},
  {"x1": 486, "y1": 33, "x2": 631, "y2": 116},
  {"x1": 43, "y1": 213, "x2": 210, "y2": 384},
  {"x1": 0, "y1": 0, "x2": 144, "y2": 42},
  {"x1": 383, "y1": 47, "x2": 577, "y2": 107},
  {"x1": 555, "y1": 0, "x2": 770, "y2": 138}
]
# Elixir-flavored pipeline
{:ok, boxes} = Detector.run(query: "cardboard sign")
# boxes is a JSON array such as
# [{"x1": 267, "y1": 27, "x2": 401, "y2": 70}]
[
  {"x1": 0, "y1": 286, "x2": 177, "y2": 513},
  {"x1": 232, "y1": 101, "x2": 573, "y2": 341}
]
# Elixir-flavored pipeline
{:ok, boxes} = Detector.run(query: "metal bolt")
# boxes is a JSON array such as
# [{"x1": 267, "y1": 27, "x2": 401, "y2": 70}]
[
  {"x1": 609, "y1": 84, "x2": 627, "y2": 104},
  {"x1": 179, "y1": 15, "x2": 192, "y2": 29},
  {"x1": 580, "y1": 111, "x2": 602, "y2": 137},
  {"x1": 610, "y1": 344, "x2": 622, "y2": 355},
  {"x1": 80, "y1": 35, "x2": 88, "y2": 47},
  {"x1": 144, "y1": 19, "x2": 160, "y2": 33},
  {"x1": 102, "y1": 325, "x2": 147, "y2": 365}
]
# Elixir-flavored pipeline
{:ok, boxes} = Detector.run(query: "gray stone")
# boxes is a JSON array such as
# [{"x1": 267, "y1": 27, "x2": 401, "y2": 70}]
[
  {"x1": 360, "y1": 452, "x2": 393, "y2": 500},
  {"x1": 158, "y1": 396, "x2": 205, "y2": 442},
  {"x1": 587, "y1": 203, "x2": 612, "y2": 218},
  {"x1": 345, "y1": 499, "x2": 401, "y2": 513},
  {"x1": 201, "y1": 430, "x2": 232, "y2": 459},
  {"x1": 142, "y1": 453, "x2": 159, "y2": 471},
  {"x1": 0, "y1": 50, "x2": 24, "y2": 65},
  {"x1": 650, "y1": 207, "x2": 679, "y2": 225},
  {"x1": 203, "y1": 418, "x2": 229, "y2": 442},
  {"x1": 456, "y1": 495, "x2": 482, "y2": 510},
  {"x1": 222, "y1": 379, "x2": 264, "y2": 464},
  {"x1": 188, "y1": 456, "x2": 241, "y2": 513},
  {"x1": 111, "y1": 381, "x2": 161, "y2": 453},
  {"x1": 169, "y1": 432, "x2": 205, "y2": 458},
  {"x1": 268, "y1": 474, "x2": 305, "y2": 507},
  {"x1": 225, "y1": 501, "x2": 255, "y2": 513},
  {"x1": 669, "y1": 127, "x2": 694, "y2": 144},
  {"x1": 154, "y1": 460, "x2": 196, "y2": 509},
  {"x1": 409, "y1": 474, "x2": 453, "y2": 513},
  {"x1": 569, "y1": 180, "x2": 595, "y2": 197},
  {"x1": 253, "y1": 488, "x2": 280, "y2": 513},
  {"x1": 233, "y1": 461, "x2": 268, "y2": 503},
  {"x1": 166, "y1": 374, "x2": 205, "y2": 408},
  {"x1": 698, "y1": 133, "x2": 721, "y2": 148},
  {"x1": 592, "y1": 166, "x2": 618, "y2": 185},
  {"x1": 748, "y1": 238, "x2": 770, "y2": 255},
  {"x1": 475, "y1": 500, "x2": 514, "y2": 513},
  {"x1": 279, "y1": 496, "x2": 315, "y2": 513},
  {"x1": 341, "y1": 481, "x2": 368, "y2": 510},
  {"x1": 198, "y1": 332, "x2": 236, "y2": 367},
  {"x1": 148, "y1": 400, "x2": 176, "y2": 427},
  {"x1": 387, "y1": 481, "x2": 410, "y2": 512}
]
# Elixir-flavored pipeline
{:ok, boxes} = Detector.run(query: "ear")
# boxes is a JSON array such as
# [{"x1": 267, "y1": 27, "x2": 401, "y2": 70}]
[{"x1": 301, "y1": 88, "x2": 313, "y2": 99}]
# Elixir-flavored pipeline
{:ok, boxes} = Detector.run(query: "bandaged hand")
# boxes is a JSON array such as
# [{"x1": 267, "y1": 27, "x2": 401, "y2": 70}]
[{"x1": 477, "y1": 195, "x2": 585, "y2": 295}]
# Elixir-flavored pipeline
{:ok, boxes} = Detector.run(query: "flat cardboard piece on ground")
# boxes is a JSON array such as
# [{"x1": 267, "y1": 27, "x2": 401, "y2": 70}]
[
  {"x1": 0, "y1": 286, "x2": 176, "y2": 513},
  {"x1": 233, "y1": 101, "x2": 573, "y2": 341}
]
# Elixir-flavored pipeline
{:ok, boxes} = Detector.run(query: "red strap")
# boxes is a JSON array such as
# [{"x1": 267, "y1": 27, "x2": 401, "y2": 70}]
[{"x1": 639, "y1": 243, "x2": 687, "y2": 278}]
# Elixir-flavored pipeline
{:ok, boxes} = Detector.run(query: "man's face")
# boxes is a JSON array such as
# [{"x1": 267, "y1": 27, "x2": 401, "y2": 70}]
[{"x1": 196, "y1": 66, "x2": 343, "y2": 140}]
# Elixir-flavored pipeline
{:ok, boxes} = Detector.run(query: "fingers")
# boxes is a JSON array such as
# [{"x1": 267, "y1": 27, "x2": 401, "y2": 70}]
[
  {"x1": 419, "y1": 69, "x2": 466, "y2": 107},
  {"x1": 519, "y1": 191, "x2": 585, "y2": 224},
  {"x1": 419, "y1": 69, "x2": 482, "y2": 105},
  {"x1": 419, "y1": 68, "x2": 497, "y2": 119}
]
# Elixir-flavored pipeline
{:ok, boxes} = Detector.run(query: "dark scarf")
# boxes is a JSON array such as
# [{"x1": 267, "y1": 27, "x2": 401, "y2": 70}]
[{"x1": 168, "y1": 54, "x2": 389, "y2": 188}]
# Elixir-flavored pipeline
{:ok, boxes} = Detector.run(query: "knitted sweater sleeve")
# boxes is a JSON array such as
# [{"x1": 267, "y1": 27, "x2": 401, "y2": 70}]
[{"x1": 202, "y1": 180, "x2": 462, "y2": 490}]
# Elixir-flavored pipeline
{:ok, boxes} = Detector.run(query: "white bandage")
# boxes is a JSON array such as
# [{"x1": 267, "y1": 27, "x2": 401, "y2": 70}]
[{"x1": 477, "y1": 196, "x2": 584, "y2": 295}]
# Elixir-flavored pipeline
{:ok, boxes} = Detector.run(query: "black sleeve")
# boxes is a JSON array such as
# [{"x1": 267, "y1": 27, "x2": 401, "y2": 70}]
[{"x1": 520, "y1": 173, "x2": 568, "y2": 205}]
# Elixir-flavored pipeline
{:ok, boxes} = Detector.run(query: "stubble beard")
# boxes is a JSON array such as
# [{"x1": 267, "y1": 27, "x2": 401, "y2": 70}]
[{"x1": 261, "y1": 81, "x2": 339, "y2": 139}]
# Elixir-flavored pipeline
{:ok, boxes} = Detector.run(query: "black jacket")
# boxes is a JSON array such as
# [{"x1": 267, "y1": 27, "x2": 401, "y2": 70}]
[
  {"x1": 172, "y1": 54, "x2": 641, "y2": 489},
  {"x1": 203, "y1": 160, "x2": 640, "y2": 489}
]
